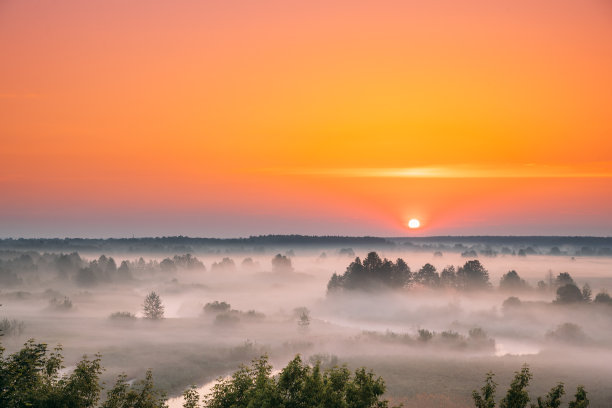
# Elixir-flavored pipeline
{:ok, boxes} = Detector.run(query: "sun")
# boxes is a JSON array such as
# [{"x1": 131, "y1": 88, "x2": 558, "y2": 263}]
[{"x1": 408, "y1": 218, "x2": 420, "y2": 229}]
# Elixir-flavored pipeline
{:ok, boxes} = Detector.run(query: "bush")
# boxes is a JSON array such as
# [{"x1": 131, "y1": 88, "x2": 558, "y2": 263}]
[
  {"x1": 203, "y1": 301, "x2": 231, "y2": 315},
  {"x1": 109, "y1": 311, "x2": 137, "y2": 320},
  {"x1": 546, "y1": 323, "x2": 589, "y2": 345},
  {"x1": 49, "y1": 296, "x2": 73, "y2": 311}
]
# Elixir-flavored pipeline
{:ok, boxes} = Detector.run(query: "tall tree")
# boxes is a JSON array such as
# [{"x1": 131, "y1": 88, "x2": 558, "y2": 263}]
[{"x1": 143, "y1": 292, "x2": 165, "y2": 320}]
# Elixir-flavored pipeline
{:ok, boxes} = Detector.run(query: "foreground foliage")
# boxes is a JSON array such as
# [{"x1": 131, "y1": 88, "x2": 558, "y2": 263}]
[
  {"x1": 473, "y1": 365, "x2": 589, "y2": 408},
  {"x1": 203, "y1": 354, "x2": 397, "y2": 408},
  {"x1": 0, "y1": 339, "x2": 167, "y2": 408},
  {"x1": 0, "y1": 339, "x2": 396, "y2": 408}
]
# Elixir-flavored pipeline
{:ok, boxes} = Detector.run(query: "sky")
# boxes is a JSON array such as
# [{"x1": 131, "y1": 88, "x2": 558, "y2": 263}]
[{"x1": 1, "y1": 0, "x2": 611, "y2": 238}]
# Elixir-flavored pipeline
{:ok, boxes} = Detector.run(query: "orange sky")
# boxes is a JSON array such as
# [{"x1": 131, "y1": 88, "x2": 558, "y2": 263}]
[{"x1": 1, "y1": 0, "x2": 611, "y2": 237}]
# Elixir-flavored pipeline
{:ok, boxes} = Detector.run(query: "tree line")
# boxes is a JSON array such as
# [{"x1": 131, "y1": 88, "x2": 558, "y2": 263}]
[
  {"x1": 328, "y1": 252, "x2": 491, "y2": 292},
  {"x1": 327, "y1": 252, "x2": 612, "y2": 305}
]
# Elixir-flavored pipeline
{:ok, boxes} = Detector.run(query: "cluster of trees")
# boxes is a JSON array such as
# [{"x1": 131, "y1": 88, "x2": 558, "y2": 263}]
[
  {"x1": 472, "y1": 365, "x2": 589, "y2": 408},
  {"x1": 197, "y1": 354, "x2": 396, "y2": 408},
  {"x1": 327, "y1": 253, "x2": 612, "y2": 305},
  {"x1": 361, "y1": 327, "x2": 495, "y2": 351},
  {"x1": 551, "y1": 272, "x2": 611, "y2": 305},
  {"x1": 327, "y1": 252, "x2": 491, "y2": 292},
  {"x1": 271, "y1": 254, "x2": 294, "y2": 273},
  {"x1": 210, "y1": 258, "x2": 236, "y2": 272},
  {"x1": 0, "y1": 250, "x2": 302, "y2": 289},
  {"x1": 202, "y1": 300, "x2": 265, "y2": 325},
  {"x1": 0, "y1": 252, "x2": 208, "y2": 288},
  {"x1": 0, "y1": 340, "x2": 396, "y2": 408},
  {"x1": 0, "y1": 339, "x2": 167, "y2": 407}
]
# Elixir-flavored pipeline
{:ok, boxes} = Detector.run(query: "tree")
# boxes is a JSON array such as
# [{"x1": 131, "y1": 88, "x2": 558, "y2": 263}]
[
  {"x1": 555, "y1": 284, "x2": 584, "y2": 304},
  {"x1": 581, "y1": 284, "x2": 592, "y2": 303},
  {"x1": 472, "y1": 366, "x2": 589, "y2": 408},
  {"x1": 568, "y1": 386, "x2": 589, "y2": 408},
  {"x1": 182, "y1": 386, "x2": 200, "y2": 408},
  {"x1": 390, "y1": 258, "x2": 411, "y2": 288},
  {"x1": 143, "y1": 291, "x2": 164, "y2": 320},
  {"x1": 204, "y1": 355, "x2": 397, "y2": 408},
  {"x1": 500, "y1": 270, "x2": 528, "y2": 292},
  {"x1": 440, "y1": 266, "x2": 457, "y2": 288},
  {"x1": 160, "y1": 258, "x2": 177, "y2": 272},
  {"x1": 499, "y1": 365, "x2": 532, "y2": 408},
  {"x1": 272, "y1": 254, "x2": 293, "y2": 273},
  {"x1": 204, "y1": 301, "x2": 231, "y2": 315},
  {"x1": 534, "y1": 383, "x2": 564, "y2": 408},
  {"x1": 594, "y1": 290, "x2": 612, "y2": 305},
  {"x1": 327, "y1": 253, "x2": 412, "y2": 293},
  {"x1": 296, "y1": 308, "x2": 311, "y2": 331},
  {"x1": 416, "y1": 263, "x2": 440, "y2": 287},
  {"x1": 555, "y1": 273, "x2": 575, "y2": 287},
  {"x1": 472, "y1": 372, "x2": 496, "y2": 408},
  {"x1": 100, "y1": 370, "x2": 166, "y2": 408},
  {"x1": 0, "y1": 340, "x2": 103, "y2": 408},
  {"x1": 457, "y1": 260, "x2": 490, "y2": 290}
]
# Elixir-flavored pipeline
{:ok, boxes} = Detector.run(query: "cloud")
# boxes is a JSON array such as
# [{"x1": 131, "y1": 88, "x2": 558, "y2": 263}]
[{"x1": 267, "y1": 163, "x2": 612, "y2": 178}]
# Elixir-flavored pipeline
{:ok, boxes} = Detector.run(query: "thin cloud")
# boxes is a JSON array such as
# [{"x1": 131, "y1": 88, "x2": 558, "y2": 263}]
[{"x1": 268, "y1": 163, "x2": 612, "y2": 178}]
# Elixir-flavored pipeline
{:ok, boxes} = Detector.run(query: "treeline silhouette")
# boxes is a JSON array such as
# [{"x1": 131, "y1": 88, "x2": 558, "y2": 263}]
[
  {"x1": 0, "y1": 252, "x2": 205, "y2": 287},
  {"x1": 2, "y1": 235, "x2": 612, "y2": 257},
  {"x1": 328, "y1": 252, "x2": 491, "y2": 292},
  {"x1": 0, "y1": 235, "x2": 392, "y2": 253},
  {"x1": 327, "y1": 252, "x2": 612, "y2": 306}
]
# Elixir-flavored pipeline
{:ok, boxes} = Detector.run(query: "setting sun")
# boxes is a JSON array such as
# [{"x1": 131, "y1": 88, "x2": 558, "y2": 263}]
[{"x1": 408, "y1": 219, "x2": 421, "y2": 229}]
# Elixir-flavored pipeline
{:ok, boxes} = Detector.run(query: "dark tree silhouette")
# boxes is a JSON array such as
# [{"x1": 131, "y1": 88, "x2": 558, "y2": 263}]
[
  {"x1": 143, "y1": 291, "x2": 164, "y2": 319},
  {"x1": 457, "y1": 260, "x2": 490, "y2": 290},
  {"x1": 555, "y1": 284, "x2": 585, "y2": 304}
]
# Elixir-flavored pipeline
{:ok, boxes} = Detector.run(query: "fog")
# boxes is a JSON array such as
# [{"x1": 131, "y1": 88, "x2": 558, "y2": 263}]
[{"x1": 1, "y1": 236, "x2": 612, "y2": 406}]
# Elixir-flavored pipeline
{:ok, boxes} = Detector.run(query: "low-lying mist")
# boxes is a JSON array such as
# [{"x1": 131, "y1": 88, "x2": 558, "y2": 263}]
[{"x1": 1, "y1": 236, "x2": 611, "y2": 406}]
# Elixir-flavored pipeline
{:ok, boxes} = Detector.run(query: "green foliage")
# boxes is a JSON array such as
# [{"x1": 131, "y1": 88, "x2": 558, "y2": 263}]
[
  {"x1": 0, "y1": 339, "x2": 103, "y2": 408},
  {"x1": 534, "y1": 383, "x2": 564, "y2": 408},
  {"x1": 0, "y1": 339, "x2": 168, "y2": 408},
  {"x1": 102, "y1": 370, "x2": 167, "y2": 408},
  {"x1": 472, "y1": 367, "x2": 589, "y2": 408},
  {"x1": 183, "y1": 386, "x2": 200, "y2": 408},
  {"x1": 204, "y1": 354, "x2": 396, "y2": 408},
  {"x1": 500, "y1": 365, "x2": 532, "y2": 408},
  {"x1": 567, "y1": 386, "x2": 589, "y2": 408},
  {"x1": 472, "y1": 372, "x2": 496, "y2": 408}
]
